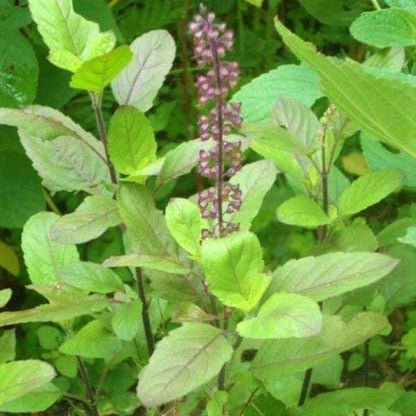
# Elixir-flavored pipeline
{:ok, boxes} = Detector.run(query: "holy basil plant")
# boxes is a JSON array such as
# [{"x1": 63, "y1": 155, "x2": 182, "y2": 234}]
[{"x1": 0, "y1": 0, "x2": 412, "y2": 415}]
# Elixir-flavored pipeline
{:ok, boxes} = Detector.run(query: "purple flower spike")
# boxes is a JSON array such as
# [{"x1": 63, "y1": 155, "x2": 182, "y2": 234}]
[{"x1": 189, "y1": 4, "x2": 243, "y2": 238}]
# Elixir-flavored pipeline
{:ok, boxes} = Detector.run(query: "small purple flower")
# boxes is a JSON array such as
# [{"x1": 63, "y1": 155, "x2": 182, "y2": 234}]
[{"x1": 190, "y1": 5, "x2": 243, "y2": 238}]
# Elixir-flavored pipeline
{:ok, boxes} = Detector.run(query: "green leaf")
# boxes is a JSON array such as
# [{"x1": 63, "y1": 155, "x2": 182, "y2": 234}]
[
  {"x1": 70, "y1": 46, "x2": 132, "y2": 92},
  {"x1": 165, "y1": 198, "x2": 202, "y2": 255},
  {"x1": 274, "y1": 20, "x2": 416, "y2": 158},
  {"x1": 350, "y1": 9, "x2": 416, "y2": 48},
  {"x1": 0, "y1": 30, "x2": 38, "y2": 107},
  {"x1": 137, "y1": 323, "x2": 233, "y2": 407},
  {"x1": 252, "y1": 312, "x2": 389, "y2": 379},
  {"x1": 338, "y1": 169, "x2": 403, "y2": 216},
  {"x1": 228, "y1": 160, "x2": 278, "y2": 231},
  {"x1": 60, "y1": 320, "x2": 119, "y2": 358},
  {"x1": 276, "y1": 195, "x2": 331, "y2": 228},
  {"x1": 0, "y1": 382, "x2": 61, "y2": 413},
  {"x1": 237, "y1": 293, "x2": 322, "y2": 339},
  {"x1": 0, "y1": 152, "x2": 45, "y2": 228},
  {"x1": 386, "y1": 0, "x2": 416, "y2": 7},
  {"x1": 298, "y1": 0, "x2": 365, "y2": 26},
  {"x1": 0, "y1": 287, "x2": 108, "y2": 326},
  {"x1": 112, "y1": 30, "x2": 176, "y2": 112},
  {"x1": 0, "y1": 289, "x2": 12, "y2": 309},
  {"x1": 0, "y1": 0, "x2": 31, "y2": 30},
  {"x1": 266, "y1": 251, "x2": 398, "y2": 302},
  {"x1": 397, "y1": 227, "x2": 416, "y2": 247},
  {"x1": 118, "y1": 183, "x2": 176, "y2": 256},
  {"x1": 20, "y1": 132, "x2": 110, "y2": 195},
  {"x1": 28, "y1": 0, "x2": 116, "y2": 72},
  {"x1": 0, "y1": 360, "x2": 56, "y2": 406},
  {"x1": 112, "y1": 301, "x2": 142, "y2": 341},
  {"x1": 206, "y1": 391, "x2": 228, "y2": 416},
  {"x1": 22, "y1": 212, "x2": 79, "y2": 285},
  {"x1": 0, "y1": 330, "x2": 15, "y2": 363},
  {"x1": 103, "y1": 253, "x2": 189, "y2": 274},
  {"x1": 361, "y1": 135, "x2": 416, "y2": 187},
  {"x1": 201, "y1": 231, "x2": 270, "y2": 311},
  {"x1": 37, "y1": 325, "x2": 63, "y2": 350},
  {"x1": 232, "y1": 65, "x2": 322, "y2": 123},
  {"x1": 269, "y1": 97, "x2": 320, "y2": 153},
  {"x1": 0, "y1": 242, "x2": 19, "y2": 276},
  {"x1": 244, "y1": 0, "x2": 263, "y2": 6},
  {"x1": 59, "y1": 262, "x2": 124, "y2": 294},
  {"x1": 50, "y1": 196, "x2": 120, "y2": 244},
  {"x1": 108, "y1": 106, "x2": 157, "y2": 175}
]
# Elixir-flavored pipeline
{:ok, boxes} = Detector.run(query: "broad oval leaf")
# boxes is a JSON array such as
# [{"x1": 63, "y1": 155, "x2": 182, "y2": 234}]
[
  {"x1": 351, "y1": 8, "x2": 416, "y2": 48},
  {"x1": 276, "y1": 195, "x2": 331, "y2": 228},
  {"x1": 59, "y1": 320, "x2": 119, "y2": 358},
  {"x1": 112, "y1": 30, "x2": 176, "y2": 112},
  {"x1": 112, "y1": 301, "x2": 142, "y2": 341},
  {"x1": 137, "y1": 323, "x2": 233, "y2": 407},
  {"x1": 201, "y1": 231, "x2": 270, "y2": 311},
  {"x1": 232, "y1": 64, "x2": 322, "y2": 123},
  {"x1": 165, "y1": 198, "x2": 202, "y2": 255},
  {"x1": 50, "y1": 196, "x2": 120, "y2": 244},
  {"x1": 70, "y1": 45, "x2": 132, "y2": 92},
  {"x1": 22, "y1": 212, "x2": 79, "y2": 285},
  {"x1": 28, "y1": 0, "x2": 116, "y2": 72},
  {"x1": 252, "y1": 312, "x2": 389, "y2": 380},
  {"x1": 338, "y1": 169, "x2": 404, "y2": 216},
  {"x1": 0, "y1": 360, "x2": 56, "y2": 406},
  {"x1": 108, "y1": 106, "x2": 157, "y2": 175},
  {"x1": 266, "y1": 251, "x2": 399, "y2": 302},
  {"x1": 237, "y1": 293, "x2": 322, "y2": 339}
]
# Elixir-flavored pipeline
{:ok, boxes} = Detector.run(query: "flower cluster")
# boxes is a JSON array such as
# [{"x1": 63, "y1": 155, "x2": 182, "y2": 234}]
[{"x1": 189, "y1": 5, "x2": 243, "y2": 238}]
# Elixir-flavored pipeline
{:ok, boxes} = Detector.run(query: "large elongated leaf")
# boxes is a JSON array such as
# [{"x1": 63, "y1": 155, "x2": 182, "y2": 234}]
[
  {"x1": 338, "y1": 169, "x2": 404, "y2": 216},
  {"x1": 274, "y1": 20, "x2": 416, "y2": 157},
  {"x1": 252, "y1": 312, "x2": 388, "y2": 380},
  {"x1": 0, "y1": 382, "x2": 61, "y2": 413},
  {"x1": 232, "y1": 65, "x2": 322, "y2": 123},
  {"x1": 112, "y1": 301, "x2": 142, "y2": 341},
  {"x1": 228, "y1": 160, "x2": 278, "y2": 230},
  {"x1": 0, "y1": 360, "x2": 56, "y2": 406},
  {"x1": 350, "y1": 8, "x2": 416, "y2": 48},
  {"x1": 237, "y1": 293, "x2": 322, "y2": 339},
  {"x1": 112, "y1": 30, "x2": 176, "y2": 112},
  {"x1": 22, "y1": 212, "x2": 79, "y2": 285},
  {"x1": 137, "y1": 323, "x2": 233, "y2": 407},
  {"x1": 70, "y1": 46, "x2": 132, "y2": 92},
  {"x1": 108, "y1": 106, "x2": 157, "y2": 175},
  {"x1": 0, "y1": 292, "x2": 108, "y2": 326},
  {"x1": 201, "y1": 231, "x2": 270, "y2": 311},
  {"x1": 28, "y1": 0, "x2": 116, "y2": 72},
  {"x1": 103, "y1": 253, "x2": 190, "y2": 274},
  {"x1": 50, "y1": 196, "x2": 120, "y2": 244},
  {"x1": 20, "y1": 133, "x2": 110, "y2": 195},
  {"x1": 266, "y1": 251, "x2": 398, "y2": 302}
]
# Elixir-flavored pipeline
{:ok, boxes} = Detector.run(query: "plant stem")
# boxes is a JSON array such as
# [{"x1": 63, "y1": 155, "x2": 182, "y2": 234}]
[
  {"x1": 210, "y1": 41, "x2": 225, "y2": 236},
  {"x1": 136, "y1": 268, "x2": 155, "y2": 355},
  {"x1": 43, "y1": 188, "x2": 62, "y2": 215},
  {"x1": 299, "y1": 125, "x2": 330, "y2": 407},
  {"x1": 371, "y1": 0, "x2": 381, "y2": 10},
  {"x1": 76, "y1": 357, "x2": 99, "y2": 416},
  {"x1": 90, "y1": 94, "x2": 155, "y2": 358},
  {"x1": 90, "y1": 93, "x2": 118, "y2": 185}
]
